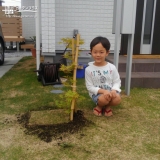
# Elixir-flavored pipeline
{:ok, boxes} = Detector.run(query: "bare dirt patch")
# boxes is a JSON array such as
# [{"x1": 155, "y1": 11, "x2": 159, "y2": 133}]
[
  {"x1": 8, "y1": 90, "x2": 26, "y2": 98},
  {"x1": 14, "y1": 81, "x2": 23, "y2": 86},
  {"x1": 17, "y1": 109, "x2": 93, "y2": 143},
  {"x1": 0, "y1": 114, "x2": 17, "y2": 124}
]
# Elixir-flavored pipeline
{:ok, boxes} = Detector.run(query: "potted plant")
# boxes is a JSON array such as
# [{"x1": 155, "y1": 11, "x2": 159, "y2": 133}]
[{"x1": 30, "y1": 36, "x2": 36, "y2": 57}]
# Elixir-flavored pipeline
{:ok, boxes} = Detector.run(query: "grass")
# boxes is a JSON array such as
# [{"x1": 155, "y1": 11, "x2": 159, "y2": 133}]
[{"x1": 0, "y1": 56, "x2": 160, "y2": 160}]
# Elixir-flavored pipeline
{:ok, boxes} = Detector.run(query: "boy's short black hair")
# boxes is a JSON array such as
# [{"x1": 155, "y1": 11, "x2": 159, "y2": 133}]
[{"x1": 90, "y1": 36, "x2": 111, "y2": 52}]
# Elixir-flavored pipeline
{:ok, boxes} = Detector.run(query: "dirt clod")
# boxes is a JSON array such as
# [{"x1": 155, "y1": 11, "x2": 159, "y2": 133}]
[{"x1": 17, "y1": 110, "x2": 92, "y2": 143}]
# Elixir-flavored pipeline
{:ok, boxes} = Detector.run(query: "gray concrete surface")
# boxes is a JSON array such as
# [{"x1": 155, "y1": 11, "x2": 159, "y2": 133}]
[{"x1": 0, "y1": 50, "x2": 32, "y2": 78}]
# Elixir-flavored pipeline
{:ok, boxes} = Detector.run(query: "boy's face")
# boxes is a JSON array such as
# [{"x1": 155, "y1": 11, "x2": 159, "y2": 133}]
[{"x1": 91, "y1": 43, "x2": 109, "y2": 65}]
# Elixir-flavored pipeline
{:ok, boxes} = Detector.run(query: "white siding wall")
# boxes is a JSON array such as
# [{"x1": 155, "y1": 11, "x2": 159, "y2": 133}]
[
  {"x1": 21, "y1": 0, "x2": 36, "y2": 40},
  {"x1": 55, "y1": 0, "x2": 114, "y2": 51},
  {"x1": 22, "y1": 0, "x2": 115, "y2": 52},
  {"x1": 41, "y1": 0, "x2": 55, "y2": 53}
]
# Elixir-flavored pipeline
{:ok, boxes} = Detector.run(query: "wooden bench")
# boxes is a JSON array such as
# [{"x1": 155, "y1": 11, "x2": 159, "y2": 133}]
[
  {"x1": 0, "y1": 6, "x2": 25, "y2": 51},
  {"x1": 21, "y1": 44, "x2": 35, "y2": 51}
]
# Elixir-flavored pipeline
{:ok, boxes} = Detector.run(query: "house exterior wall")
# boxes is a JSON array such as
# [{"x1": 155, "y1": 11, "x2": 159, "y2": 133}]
[
  {"x1": 22, "y1": 0, "x2": 115, "y2": 53},
  {"x1": 55, "y1": 0, "x2": 114, "y2": 51},
  {"x1": 21, "y1": 0, "x2": 36, "y2": 40}
]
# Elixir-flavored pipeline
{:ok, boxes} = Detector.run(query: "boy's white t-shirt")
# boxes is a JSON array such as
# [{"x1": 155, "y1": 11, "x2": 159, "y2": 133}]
[{"x1": 85, "y1": 61, "x2": 121, "y2": 98}]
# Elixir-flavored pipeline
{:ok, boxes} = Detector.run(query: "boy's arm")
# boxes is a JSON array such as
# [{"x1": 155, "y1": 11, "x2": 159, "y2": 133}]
[
  {"x1": 112, "y1": 67, "x2": 121, "y2": 92},
  {"x1": 85, "y1": 68, "x2": 100, "y2": 95}
]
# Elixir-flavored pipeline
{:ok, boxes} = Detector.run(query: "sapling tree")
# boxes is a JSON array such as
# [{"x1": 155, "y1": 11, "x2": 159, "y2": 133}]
[{"x1": 55, "y1": 34, "x2": 85, "y2": 121}]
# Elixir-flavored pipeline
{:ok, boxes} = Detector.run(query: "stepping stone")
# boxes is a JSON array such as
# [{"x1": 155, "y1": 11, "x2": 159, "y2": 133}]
[
  {"x1": 53, "y1": 84, "x2": 64, "y2": 88},
  {"x1": 50, "y1": 90, "x2": 64, "y2": 94},
  {"x1": 28, "y1": 109, "x2": 69, "y2": 126}
]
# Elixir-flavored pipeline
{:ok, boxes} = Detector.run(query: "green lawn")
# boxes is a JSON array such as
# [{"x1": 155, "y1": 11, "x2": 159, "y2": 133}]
[{"x1": 0, "y1": 56, "x2": 159, "y2": 160}]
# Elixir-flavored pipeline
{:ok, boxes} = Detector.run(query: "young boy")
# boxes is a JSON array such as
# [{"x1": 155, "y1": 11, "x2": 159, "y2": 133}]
[{"x1": 85, "y1": 36, "x2": 121, "y2": 117}]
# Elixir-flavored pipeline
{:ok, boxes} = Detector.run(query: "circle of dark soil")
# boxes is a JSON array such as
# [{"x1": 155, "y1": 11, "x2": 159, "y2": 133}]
[{"x1": 17, "y1": 109, "x2": 93, "y2": 143}]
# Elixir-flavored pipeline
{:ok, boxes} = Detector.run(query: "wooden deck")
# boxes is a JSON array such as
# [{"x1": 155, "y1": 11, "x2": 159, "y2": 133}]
[{"x1": 124, "y1": 55, "x2": 160, "y2": 59}]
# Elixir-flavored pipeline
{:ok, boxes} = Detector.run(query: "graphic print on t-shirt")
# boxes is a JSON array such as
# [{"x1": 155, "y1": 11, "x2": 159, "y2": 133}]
[{"x1": 90, "y1": 69, "x2": 113, "y2": 89}]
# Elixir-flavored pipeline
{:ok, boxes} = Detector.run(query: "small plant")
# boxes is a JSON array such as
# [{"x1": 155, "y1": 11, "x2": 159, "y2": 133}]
[
  {"x1": 29, "y1": 36, "x2": 36, "y2": 57},
  {"x1": 55, "y1": 35, "x2": 85, "y2": 120},
  {"x1": 29, "y1": 36, "x2": 42, "y2": 57},
  {"x1": 30, "y1": 36, "x2": 36, "y2": 43},
  {"x1": 55, "y1": 90, "x2": 85, "y2": 112},
  {"x1": 60, "y1": 63, "x2": 75, "y2": 73},
  {"x1": 59, "y1": 37, "x2": 85, "y2": 64}
]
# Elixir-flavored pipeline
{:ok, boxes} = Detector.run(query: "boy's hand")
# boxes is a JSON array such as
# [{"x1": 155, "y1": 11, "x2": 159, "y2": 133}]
[
  {"x1": 103, "y1": 90, "x2": 112, "y2": 101},
  {"x1": 110, "y1": 90, "x2": 117, "y2": 98}
]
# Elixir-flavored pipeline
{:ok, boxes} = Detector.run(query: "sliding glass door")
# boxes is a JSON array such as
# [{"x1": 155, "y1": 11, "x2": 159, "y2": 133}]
[{"x1": 140, "y1": 0, "x2": 157, "y2": 54}]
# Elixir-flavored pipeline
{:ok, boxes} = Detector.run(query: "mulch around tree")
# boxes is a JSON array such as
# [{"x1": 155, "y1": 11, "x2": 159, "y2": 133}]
[{"x1": 17, "y1": 109, "x2": 93, "y2": 143}]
